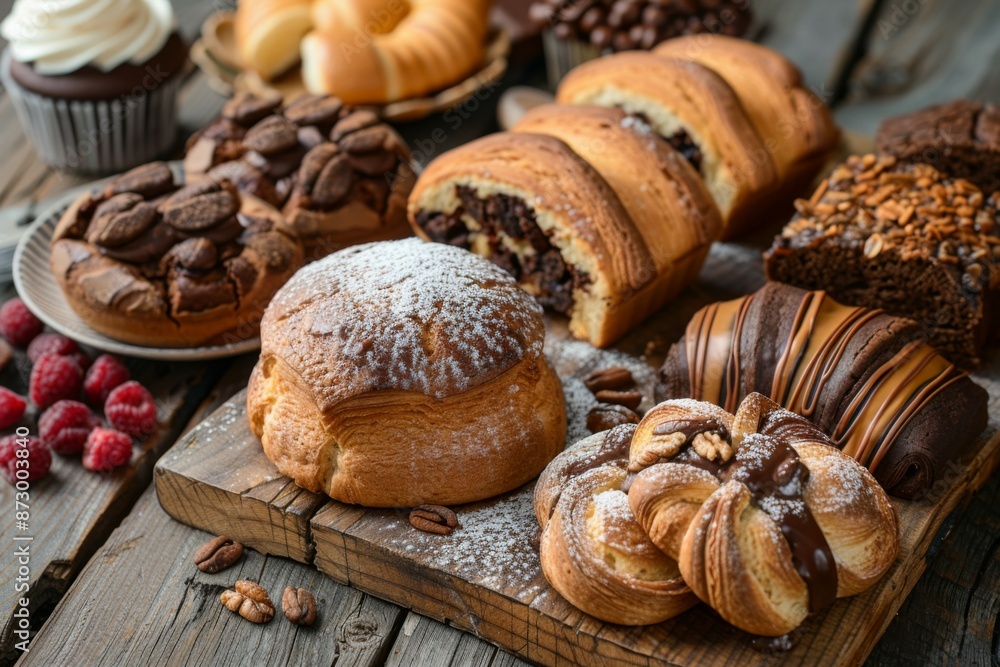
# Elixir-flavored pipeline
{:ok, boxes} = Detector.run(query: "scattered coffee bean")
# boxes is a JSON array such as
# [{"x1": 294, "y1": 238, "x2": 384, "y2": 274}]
[
  {"x1": 222, "y1": 91, "x2": 282, "y2": 125},
  {"x1": 106, "y1": 161, "x2": 175, "y2": 198},
  {"x1": 583, "y1": 366, "x2": 635, "y2": 393},
  {"x1": 281, "y1": 586, "x2": 317, "y2": 626},
  {"x1": 220, "y1": 580, "x2": 275, "y2": 623},
  {"x1": 587, "y1": 403, "x2": 640, "y2": 432},
  {"x1": 409, "y1": 505, "x2": 459, "y2": 535},
  {"x1": 243, "y1": 115, "x2": 299, "y2": 155},
  {"x1": 330, "y1": 110, "x2": 380, "y2": 142},
  {"x1": 194, "y1": 535, "x2": 244, "y2": 573},
  {"x1": 594, "y1": 389, "x2": 642, "y2": 410},
  {"x1": 282, "y1": 94, "x2": 343, "y2": 127}
]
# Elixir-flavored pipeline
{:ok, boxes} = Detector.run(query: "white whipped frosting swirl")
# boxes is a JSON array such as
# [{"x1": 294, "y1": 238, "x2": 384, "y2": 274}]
[{"x1": 1, "y1": 0, "x2": 176, "y2": 75}]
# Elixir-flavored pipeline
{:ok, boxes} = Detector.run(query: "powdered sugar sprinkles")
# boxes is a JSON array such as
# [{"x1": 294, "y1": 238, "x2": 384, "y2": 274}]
[{"x1": 261, "y1": 239, "x2": 546, "y2": 408}]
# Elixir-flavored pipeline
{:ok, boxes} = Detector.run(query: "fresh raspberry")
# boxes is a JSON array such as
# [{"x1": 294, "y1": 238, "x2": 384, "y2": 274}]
[
  {"x1": 0, "y1": 298, "x2": 43, "y2": 347},
  {"x1": 39, "y1": 400, "x2": 101, "y2": 456},
  {"x1": 104, "y1": 381, "x2": 157, "y2": 437},
  {"x1": 0, "y1": 434, "x2": 51, "y2": 484},
  {"x1": 83, "y1": 354, "x2": 130, "y2": 406},
  {"x1": 0, "y1": 388, "x2": 27, "y2": 430},
  {"x1": 82, "y1": 428, "x2": 132, "y2": 472},
  {"x1": 27, "y1": 333, "x2": 90, "y2": 370},
  {"x1": 29, "y1": 353, "x2": 85, "y2": 410}
]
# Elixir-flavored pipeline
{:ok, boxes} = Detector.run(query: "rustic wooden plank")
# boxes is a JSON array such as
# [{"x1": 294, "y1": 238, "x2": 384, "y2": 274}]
[
  {"x1": 17, "y1": 485, "x2": 406, "y2": 667},
  {"x1": 867, "y1": 473, "x2": 1000, "y2": 666},
  {"x1": 387, "y1": 612, "x2": 532, "y2": 667},
  {"x1": 0, "y1": 342, "x2": 223, "y2": 662},
  {"x1": 836, "y1": 0, "x2": 1000, "y2": 134}
]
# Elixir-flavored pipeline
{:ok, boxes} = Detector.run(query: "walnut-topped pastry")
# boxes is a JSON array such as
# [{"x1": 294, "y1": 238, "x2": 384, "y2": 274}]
[
  {"x1": 185, "y1": 92, "x2": 416, "y2": 260},
  {"x1": 627, "y1": 395, "x2": 899, "y2": 636},
  {"x1": 764, "y1": 154, "x2": 1000, "y2": 366},
  {"x1": 50, "y1": 162, "x2": 303, "y2": 347},
  {"x1": 247, "y1": 238, "x2": 567, "y2": 507}
]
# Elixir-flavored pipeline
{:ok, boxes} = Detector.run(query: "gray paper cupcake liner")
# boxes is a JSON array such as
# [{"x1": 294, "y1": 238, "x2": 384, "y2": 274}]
[
  {"x1": 542, "y1": 30, "x2": 605, "y2": 89},
  {"x1": 1, "y1": 49, "x2": 180, "y2": 175}
]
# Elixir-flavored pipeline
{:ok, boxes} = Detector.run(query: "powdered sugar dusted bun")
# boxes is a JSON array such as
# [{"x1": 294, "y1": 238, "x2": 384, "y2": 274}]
[{"x1": 247, "y1": 238, "x2": 567, "y2": 507}]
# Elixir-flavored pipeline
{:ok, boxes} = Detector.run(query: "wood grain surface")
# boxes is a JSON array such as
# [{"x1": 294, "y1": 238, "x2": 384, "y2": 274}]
[
  {"x1": 0, "y1": 284, "x2": 225, "y2": 663},
  {"x1": 151, "y1": 240, "x2": 1000, "y2": 667}
]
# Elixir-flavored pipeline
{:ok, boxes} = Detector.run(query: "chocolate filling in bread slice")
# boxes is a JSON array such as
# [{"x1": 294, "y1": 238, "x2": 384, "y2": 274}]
[
  {"x1": 409, "y1": 110, "x2": 722, "y2": 348},
  {"x1": 415, "y1": 186, "x2": 591, "y2": 315},
  {"x1": 556, "y1": 52, "x2": 777, "y2": 239},
  {"x1": 408, "y1": 133, "x2": 660, "y2": 348}
]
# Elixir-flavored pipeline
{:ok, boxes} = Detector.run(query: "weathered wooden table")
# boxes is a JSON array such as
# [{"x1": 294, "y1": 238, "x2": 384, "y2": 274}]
[{"x1": 0, "y1": 0, "x2": 998, "y2": 665}]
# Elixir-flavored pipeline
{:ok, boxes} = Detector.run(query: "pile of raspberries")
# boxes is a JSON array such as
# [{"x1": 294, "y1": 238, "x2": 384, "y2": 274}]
[{"x1": 0, "y1": 298, "x2": 159, "y2": 484}]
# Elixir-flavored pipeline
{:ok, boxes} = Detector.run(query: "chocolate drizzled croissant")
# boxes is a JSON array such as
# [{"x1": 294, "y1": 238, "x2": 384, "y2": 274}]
[
  {"x1": 628, "y1": 395, "x2": 899, "y2": 636},
  {"x1": 656, "y1": 282, "x2": 988, "y2": 498}
]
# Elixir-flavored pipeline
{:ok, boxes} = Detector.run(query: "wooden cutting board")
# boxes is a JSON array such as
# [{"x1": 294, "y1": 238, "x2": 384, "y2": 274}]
[{"x1": 153, "y1": 242, "x2": 1000, "y2": 667}]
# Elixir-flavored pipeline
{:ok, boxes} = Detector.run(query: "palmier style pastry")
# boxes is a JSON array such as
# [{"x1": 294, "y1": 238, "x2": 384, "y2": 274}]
[
  {"x1": 185, "y1": 92, "x2": 416, "y2": 261},
  {"x1": 408, "y1": 108, "x2": 721, "y2": 348},
  {"x1": 50, "y1": 162, "x2": 303, "y2": 347},
  {"x1": 247, "y1": 239, "x2": 566, "y2": 507},
  {"x1": 627, "y1": 394, "x2": 899, "y2": 636},
  {"x1": 534, "y1": 424, "x2": 699, "y2": 625},
  {"x1": 657, "y1": 282, "x2": 989, "y2": 498}
]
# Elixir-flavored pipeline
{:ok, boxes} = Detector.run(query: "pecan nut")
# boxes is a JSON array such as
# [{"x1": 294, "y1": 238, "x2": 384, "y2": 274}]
[
  {"x1": 587, "y1": 403, "x2": 640, "y2": 433},
  {"x1": 594, "y1": 389, "x2": 643, "y2": 410},
  {"x1": 193, "y1": 535, "x2": 243, "y2": 573},
  {"x1": 87, "y1": 194, "x2": 157, "y2": 247},
  {"x1": 161, "y1": 181, "x2": 240, "y2": 232},
  {"x1": 409, "y1": 505, "x2": 459, "y2": 535},
  {"x1": 583, "y1": 366, "x2": 635, "y2": 393},
  {"x1": 220, "y1": 580, "x2": 275, "y2": 623},
  {"x1": 243, "y1": 115, "x2": 299, "y2": 155},
  {"x1": 281, "y1": 586, "x2": 317, "y2": 626},
  {"x1": 283, "y1": 94, "x2": 343, "y2": 127},
  {"x1": 221, "y1": 91, "x2": 282, "y2": 125}
]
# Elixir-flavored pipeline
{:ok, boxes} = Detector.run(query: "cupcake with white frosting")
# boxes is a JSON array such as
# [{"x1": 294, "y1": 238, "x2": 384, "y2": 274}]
[{"x1": 0, "y1": 0, "x2": 188, "y2": 173}]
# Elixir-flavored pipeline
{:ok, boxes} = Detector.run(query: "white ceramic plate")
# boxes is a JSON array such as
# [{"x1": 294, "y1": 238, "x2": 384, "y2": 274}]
[{"x1": 12, "y1": 168, "x2": 261, "y2": 361}]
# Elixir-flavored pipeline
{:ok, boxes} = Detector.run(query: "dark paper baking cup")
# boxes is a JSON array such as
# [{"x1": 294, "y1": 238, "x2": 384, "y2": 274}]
[
  {"x1": 1, "y1": 49, "x2": 180, "y2": 175},
  {"x1": 542, "y1": 30, "x2": 605, "y2": 88}
]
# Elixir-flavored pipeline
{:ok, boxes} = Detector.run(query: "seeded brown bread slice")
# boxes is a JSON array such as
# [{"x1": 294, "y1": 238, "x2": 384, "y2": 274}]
[{"x1": 764, "y1": 154, "x2": 1000, "y2": 367}]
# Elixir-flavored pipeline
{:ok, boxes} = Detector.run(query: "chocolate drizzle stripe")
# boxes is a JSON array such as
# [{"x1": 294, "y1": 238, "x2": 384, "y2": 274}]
[
  {"x1": 785, "y1": 302, "x2": 879, "y2": 418},
  {"x1": 852, "y1": 346, "x2": 939, "y2": 466},
  {"x1": 704, "y1": 298, "x2": 744, "y2": 406},
  {"x1": 771, "y1": 291, "x2": 824, "y2": 404},
  {"x1": 723, "y1": 293, "x2": 754, "y2": 414},
  {"x1": 687, "y1": 304, "x2": 709, "y2": 400},
  {"x1": 868, "y1": 370, "x2": 965, "y2": 473}
]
